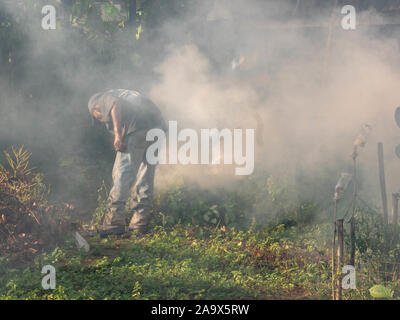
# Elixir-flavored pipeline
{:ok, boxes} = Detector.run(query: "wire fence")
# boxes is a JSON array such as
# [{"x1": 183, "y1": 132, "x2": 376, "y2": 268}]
[{"x1": 331, "y1": 190, "x2": 400, "y2": 299}]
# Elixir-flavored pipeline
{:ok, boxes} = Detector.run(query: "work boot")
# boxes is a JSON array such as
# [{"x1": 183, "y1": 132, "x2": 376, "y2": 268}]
[
  {"x1": 128, "y1": 210, "x2": 149, "y2": 234},
  {"x1": 99, "y1": 225, "x2": 126, "y2": 238}
]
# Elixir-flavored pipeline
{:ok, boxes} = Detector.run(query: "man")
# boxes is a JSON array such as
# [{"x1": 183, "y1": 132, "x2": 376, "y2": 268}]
[{"x1": 88, "y1": 89, "x2": 167, "y2": 237}]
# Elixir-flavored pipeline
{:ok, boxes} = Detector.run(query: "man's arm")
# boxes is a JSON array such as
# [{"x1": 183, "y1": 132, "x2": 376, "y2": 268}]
[{"x1": 110, "y1": 102, "x2": 126, "y2": 152}]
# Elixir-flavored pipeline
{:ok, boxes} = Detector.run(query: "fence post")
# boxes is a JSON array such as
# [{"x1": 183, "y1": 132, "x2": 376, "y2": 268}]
[
  {"x1": 336, "y1": 219, "x2": 344, "y2": 300},
  {"x1": 378, "y1": 142, "x2": 389, "y2": 225},
  {"x1": 350, "y1": 158, "x2": 357, "y2": 266},
  {"x1": 392, "y1": 193, "x2": 399, "y2": 226},
  {"x1": 332, "y1": 219, "x2": 337, "y2": 300}
]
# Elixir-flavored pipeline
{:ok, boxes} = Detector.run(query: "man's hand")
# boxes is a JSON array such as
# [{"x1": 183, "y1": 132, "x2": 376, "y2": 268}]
[{"x1": 114, "y1": 135, "x2": 126, "y2": 152}]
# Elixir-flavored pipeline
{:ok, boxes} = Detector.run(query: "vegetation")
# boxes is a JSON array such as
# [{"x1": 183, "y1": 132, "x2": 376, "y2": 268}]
[
  {"x1": 0, "y1": 0, "x2": 200, "y2": 214},
  {"x1": 0, "y1": 223, "x2": 334, "y2": 300},
  {"x1": 0, "y1": 217, "x2": 399, "y2": 300},
  {"x1": 0, "y1": 146, "x2": 77, "y2": 265},
  {"x1": 0, "y1": 148, "x2": 399, "y2": 300},
  {"x1": 1, "y1": 1, "x2": 400, "y2": 300}
]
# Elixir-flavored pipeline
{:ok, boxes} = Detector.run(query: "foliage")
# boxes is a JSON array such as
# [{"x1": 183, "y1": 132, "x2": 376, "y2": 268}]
[
  {"x1": 1, "y1": 146, "x2": 35, "y2": 178},
  {"x1": 1, "y1": 1, "x2": 400, "y2": 301},
  {"x1": 2, "y1": 184, "x2": 400, "y2": 299},
  {"x1": 352, "y1": 207, "x2": 387, "y2": 259},
  {"x1": 149, "y1": 173, "x2": 320, "y2": 232},
  {"x1": 369, "y1": 285, "x2": 394, "y2": 299},
  {"x1": 152, "y1": 182, "x2": 249, "y2": 229},
  {"x1": 0, "y1": 146, "x2": 75, "y2": 265},
  {"x1": 340, "y1": 206, "x2": 400, "y2": 300},
  {"x1": 0, "y1": 224, "x2": 333, "y2": 300},
  {"x1": 0, "y1": 146, "x2": 48, "y2": 205},
  {"x1": 90, "y1": 180, "x2": 109, "y2": 228}
]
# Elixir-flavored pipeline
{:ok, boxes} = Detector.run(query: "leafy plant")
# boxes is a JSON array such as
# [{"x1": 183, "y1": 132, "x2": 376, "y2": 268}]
[
  {"x1": 90, "y1": 181, "x2": 109, "y2": 228},
  {"x1": 369, "y1": 285, "x2": 394, "y2": 299},
  {"x1": 1, "y1": 146, "x2": 35, "y2": 178},
  {"x1": 0, "y1": 146, "x2": 48, "y2": 205}
]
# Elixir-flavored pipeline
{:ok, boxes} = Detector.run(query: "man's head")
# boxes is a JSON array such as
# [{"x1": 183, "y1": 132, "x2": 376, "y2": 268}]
[{"x1": 88, "y1": 92, "x2": 104, "y2": 122}]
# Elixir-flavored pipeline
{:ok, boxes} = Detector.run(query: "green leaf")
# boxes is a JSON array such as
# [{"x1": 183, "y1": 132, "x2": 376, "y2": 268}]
[
  {"x1": 369, "y1": 285, "x2": 394, "y2": 299},
  {"x1": 104, "y1": 4, "x2": 120, "y2": 18}
]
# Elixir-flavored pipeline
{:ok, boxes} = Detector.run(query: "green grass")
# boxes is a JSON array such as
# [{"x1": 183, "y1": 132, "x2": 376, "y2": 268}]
[
  {"x1": 1, "y1": 220, "x2": 398, "y2": 300},
  {"x1": 0, "y1": 223, "x2": 336, "y2": 300}
]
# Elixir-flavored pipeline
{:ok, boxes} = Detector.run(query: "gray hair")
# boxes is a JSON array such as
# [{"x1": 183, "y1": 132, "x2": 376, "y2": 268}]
[{"x1": 88, "y1": 92, "x2": 103, "y2": 114}]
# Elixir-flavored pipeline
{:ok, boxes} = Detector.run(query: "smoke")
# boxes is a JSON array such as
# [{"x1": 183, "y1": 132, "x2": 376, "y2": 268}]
[
  {"x1": 148, "y1": 2, "x2": 400, "y2": 209},
  {"x1": 2, "y1": 0, "x2": 400, "y2": 213}
]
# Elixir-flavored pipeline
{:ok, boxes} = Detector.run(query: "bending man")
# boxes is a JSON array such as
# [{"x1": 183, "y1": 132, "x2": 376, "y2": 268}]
[{"x1": 88, "y1": 89, "x2": 167, "y2": 237}]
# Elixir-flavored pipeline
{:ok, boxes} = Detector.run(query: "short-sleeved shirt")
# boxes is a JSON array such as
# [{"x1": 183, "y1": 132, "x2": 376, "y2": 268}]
[{"x1": 88, "y1": 89, "x2": 167, "y2": 137}]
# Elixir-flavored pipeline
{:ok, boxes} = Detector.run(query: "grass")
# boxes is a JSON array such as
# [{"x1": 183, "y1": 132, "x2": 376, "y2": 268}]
[
  {"x1": 0, "y1": 223, "x2": 337, "y2": 300},
  {"x1": 0, "y1": 148, "x2": 398, "y2": 300},
  {"x1": 1, "y1": 221, "x2": 400, "y2": 300}
]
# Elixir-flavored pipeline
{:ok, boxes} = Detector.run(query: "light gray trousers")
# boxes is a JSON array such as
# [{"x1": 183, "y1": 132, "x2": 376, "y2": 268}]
[{"x1": 103, "y1": 131, "x2": 155, "y2": 231}]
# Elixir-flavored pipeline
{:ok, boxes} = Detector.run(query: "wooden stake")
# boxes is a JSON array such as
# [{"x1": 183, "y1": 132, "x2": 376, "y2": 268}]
[
  {"x1": 392, "y1": 193, "x2": 399, "y2": 245},
  {"x1": 128, "y1": 0, "x2": 138, "y2": 26},
  {"x1": 336, "y1": 219, "x2": 344, "y2": 300},
  {"x1": 350, "y1": 157, "x2": 357, "y2": 266},
  {"x1": 332, "y1": 200, "x2": 337, "y2": 300},
  {"x1": 378, "y1": 143, "x2": 389, "y2": 225},
  {"x1": 392, "y1": 193, "x2": 399, "y2": 226}
]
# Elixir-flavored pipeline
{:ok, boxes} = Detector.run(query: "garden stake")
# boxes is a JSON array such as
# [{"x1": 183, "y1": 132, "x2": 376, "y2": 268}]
[
  {"x1": 332, "y1": 199, "x2": 337, "y2": 300},
  {"x1": 378, "y1": 143, "x2": 389, "y2": 225},
  {"x1": 336, "y1": 219, "x2": 344, "y2": 300},
  {"x1": 350, "y1": 149, "x2": 357, "y2": 266},
  {"x1": 392, "y1": 193, "x2": 399, "y2": 226}
]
